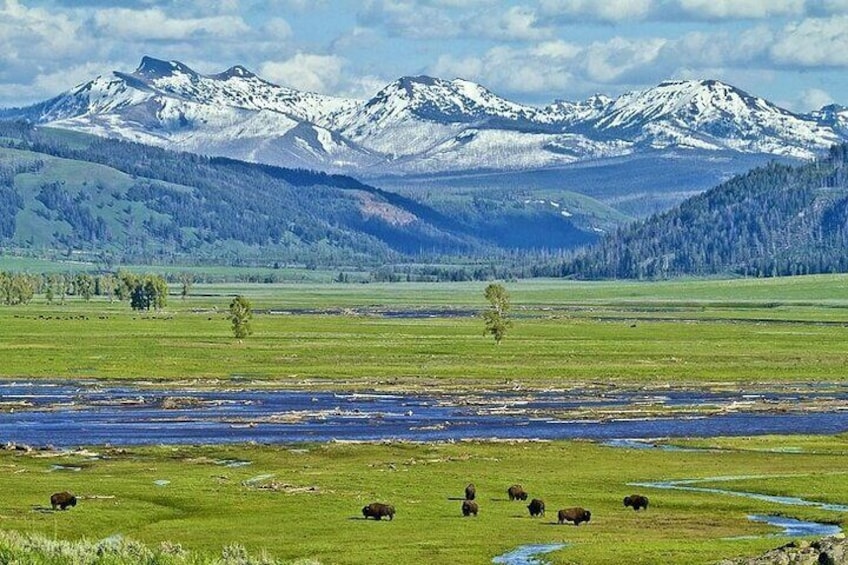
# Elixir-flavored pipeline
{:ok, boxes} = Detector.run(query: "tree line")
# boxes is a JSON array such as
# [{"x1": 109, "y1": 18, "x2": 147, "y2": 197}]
[
  {"x1": 553, "y1": 144, "x2": 848, "y2": 279},
  {"x1": 0, "y1": 271, "x2": 168, "y2": 310}
]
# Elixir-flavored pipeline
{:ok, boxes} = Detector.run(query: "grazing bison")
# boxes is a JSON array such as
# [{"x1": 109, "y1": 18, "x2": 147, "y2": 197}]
[
  {"x1": 623, "y1": 494, "x2": 649, "y2": 511},
  {"x1": 461, "y1": 499, "x2": 479, "y2": 517},
  {"x1": 558, "y1": 507, "x2": 591, "y2": 526},
  {"x1": 362, "y1": 502, "x2": 395, "y2": 520},
  {"x1": 527, "y1": 498, "x2": 545, "y2": 517},
  {"x1": 465, "y1": 483, "x2": 476, "y2": 500},
  {"x1": 507, "y1": 484, "x2": 528, "y2": 501},
  {"x1": 50, "y1": 491, "x2": 77, "y2": 510}
]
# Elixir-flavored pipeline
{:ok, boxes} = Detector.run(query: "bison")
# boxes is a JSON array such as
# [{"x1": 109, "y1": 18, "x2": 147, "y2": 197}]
[
  {"x1": 507, "y1": 484, "x2": 528, "y2": 501},
  {"x1": 527, "y1": 498, "x2": 545, "y2": 517},
  {"x1": 50, "y1": 491, "x2": 77, "y2": 511},
  {"x1": 362, "y1": 502, "x2": 395, "y2": 520},
  {"x1": 558, "y1": 507, "x2": 591, "y2": 526},
  {"x1": 465, "y1": 483, "x2": 476, "y2": 500},
  {"x1": 624, "y1": 494, "x2": 649, "y2": 511},
  {"x1": 461, "y1": 499, "x2": 478, "y2": 517}
]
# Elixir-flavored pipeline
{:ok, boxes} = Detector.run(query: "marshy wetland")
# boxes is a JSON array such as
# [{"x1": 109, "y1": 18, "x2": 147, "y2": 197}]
[{"x1": 0, "y1": 275, "x2": 847, "y2": 563}]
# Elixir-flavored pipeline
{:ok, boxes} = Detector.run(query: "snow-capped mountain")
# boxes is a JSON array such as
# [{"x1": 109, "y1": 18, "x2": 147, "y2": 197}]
[
  {"x1": 333, "y1": 75, "x2": 543, "y2": 158},
  {"x1": 810, "y1": 104, "x2": 848, "y2": 136},
  {"x1": 589, "y1": 79, "x2": 839, "y2": 155},
  {"x1": 3, "y1": 56, "x2": 844, "y2": 176}
]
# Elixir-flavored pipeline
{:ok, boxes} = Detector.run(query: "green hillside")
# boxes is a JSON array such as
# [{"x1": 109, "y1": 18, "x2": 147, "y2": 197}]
[
  {"x1": 0, "y1": 122, "x2": 616, "y2": 268},
  {"x1": 559, "y1": 145, "x2": 848, "y2": 278}
]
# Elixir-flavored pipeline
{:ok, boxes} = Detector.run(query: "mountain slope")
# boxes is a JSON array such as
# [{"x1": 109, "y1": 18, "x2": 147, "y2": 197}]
[
  {"x1": 0, "y1": 123, "x2": 476, "y2": 263},
  {"x1": 0, "y1": 122, "x2": 604, "y2": 264},
  {"x1": 560, "y1": 144, "x2": 848, "y2": 279},
  {"x1": 2, "y1": 57, "x2": 841, "y2": 181},
  {"x1": 2, "y1": 57, "x2": 374, "y2": 173}
]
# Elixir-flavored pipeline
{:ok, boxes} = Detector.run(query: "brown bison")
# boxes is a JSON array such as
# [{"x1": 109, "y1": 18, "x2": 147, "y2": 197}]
[
  {"x1": 362, "y1": 502, "x2": 395, "y2": 520},
  {"x1": 527, "y1": 498, "x2": 545, "y2": 517},
  {"x1": 461, "y1": 499, "x2": 478, "y2": 517},
  {"x1": 623, "y1": 494, "x2": 649, "y2": 511},
  {"x1": 50, "y1": 491, "x2": 77, "y2": 510},
  {"x1": 465, "y1": 483, "x2": 476, "y2": 500},
  {"x1": 507, "y1": 484, "x2": 528, "y2": 501},
  {"x1": 558, "y1": 507, "x2": 591, "y2": 525}
]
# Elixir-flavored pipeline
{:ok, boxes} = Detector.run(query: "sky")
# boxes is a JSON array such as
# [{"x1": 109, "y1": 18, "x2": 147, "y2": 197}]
[{"x1": 1, "y1": 0, "x2": 848, "y2": 112}]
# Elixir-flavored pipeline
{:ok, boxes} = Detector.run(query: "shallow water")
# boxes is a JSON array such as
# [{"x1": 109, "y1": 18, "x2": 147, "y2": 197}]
[
  {"x1": 746, "y1": 515, "x2": 841, "y2": 538},
  {"x1": 491, "y1": 543, "x2": 566, "y2": 565},
  {"x1": 1, "y1": 381, "x2": 847, "y2": 447},
  {"x1": 632, "y1": 476, "x2": 848, "y2": 513}
]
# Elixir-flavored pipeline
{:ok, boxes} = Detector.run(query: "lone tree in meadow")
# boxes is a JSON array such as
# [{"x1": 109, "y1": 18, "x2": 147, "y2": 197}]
[
  {"x1": 229, "y1": 295, "x2": 253, "y2": 339},
  {"x1": 483, "y1": 283, "x2": 511, "y2": 344},
  {"x1": 179, "y1": 272, "x2": 194, "y2": 300}
]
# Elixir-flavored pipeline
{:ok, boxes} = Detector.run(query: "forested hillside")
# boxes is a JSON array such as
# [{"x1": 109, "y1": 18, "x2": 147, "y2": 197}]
[
  {"x1": 560, "y1": 145, "x2": 848, "y2": 279},
  {"x1": 0, "y1": 122, "x2": 602, "y2": 267}
]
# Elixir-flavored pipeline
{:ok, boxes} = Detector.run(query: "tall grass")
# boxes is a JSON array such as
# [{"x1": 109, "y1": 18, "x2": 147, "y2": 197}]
[{"x1": 0, "y1": 530, "x2": 318, "y2": 565}]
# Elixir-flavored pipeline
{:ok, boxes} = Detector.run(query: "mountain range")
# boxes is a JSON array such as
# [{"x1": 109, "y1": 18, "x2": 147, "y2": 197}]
[
  {"x1": 3, "y1": 56, "x2": 848, "y2": 277},
  {"x1": 3, "y1": 56, "x2": 846, "y2": 180}
]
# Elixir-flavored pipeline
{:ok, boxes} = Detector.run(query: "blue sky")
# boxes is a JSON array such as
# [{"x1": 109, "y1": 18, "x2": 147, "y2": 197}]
[{"x1": 1, "y1": 0, "x2": 847, "y2": 111}]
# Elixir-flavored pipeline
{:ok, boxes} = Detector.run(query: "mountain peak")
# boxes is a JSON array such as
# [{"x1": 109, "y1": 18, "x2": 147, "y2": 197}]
[
  {"x1": 658, "y1": 78, "x2": 719, "y2": 86},
  {"x1": 134, "y1": 56, "x2": 197, "y2": 79},
  {"x1": 212, "y1": 65, "x2": 258, "y2": 80},
  {"x1": 398, "y1": 75, "x2": 440, "y2": 87}
]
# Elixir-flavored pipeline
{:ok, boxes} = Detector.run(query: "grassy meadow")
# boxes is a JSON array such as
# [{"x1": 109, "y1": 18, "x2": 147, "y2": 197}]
[
  {"x1": 0, "y1": 275, "x2": 846, "y2": 385},
  {"x1": 0, "y1": 437, "x2": 847, "y2": 564},
  {"x1": 0, "y1": 274, "x2": 847, "y2": 563}
]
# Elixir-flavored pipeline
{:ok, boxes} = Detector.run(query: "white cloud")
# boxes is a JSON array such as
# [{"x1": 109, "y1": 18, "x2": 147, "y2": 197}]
[
  {"x1": 676, "y1": 0, "x2": 805, "y2": 20},
  {"x1": 259, "y1": 53, "x2": 346, "y2": 93},
  {"x1": 90, "y1": 8, "x2": 250, "y2": 40},
  {"x1": 32, "y1": 61, "x2": 119, "y2": 93},
  {"x1": 470, "y1": 6, "x2": 552, "y2": 40},
  {"x1": 0, "y1": 0, "x2": 86, "y2": 64},
  {"x1": 770, "y1": 16, "x2": 848, "y2": 66},
  {"x1": 431, "y1": 54, "x2": 485, "y2": 81},
  {"x1": 358, "y1": 0, "x2": 463, "y2": 38},
  {"x1": 539, "y1": 0, "x2": 842, "y2": 22},
  {"x1": 539, "y1": 0, "x2": 654, "y2": 23},
  {"x1": 340, "y1": 74, "x2": 392, "y2": 100},
  {"x1": 430, "y1": 45, "x2": 576, "y2": 97},
  {"x1": 583, "y1": 37, "x2": 667, "y2": 83},
  {"x1": 795, "y1": 87, "x2": 834, "y2": 110},
  {"x1": 361, "y1": 1, "x2": 550, "y2": 40},
  {"x1": 530, "y1": 40, "x2": 583, "y2": 60},
  {"x1": 261, "y1": 17, "x2": 293, "y2": 40}
]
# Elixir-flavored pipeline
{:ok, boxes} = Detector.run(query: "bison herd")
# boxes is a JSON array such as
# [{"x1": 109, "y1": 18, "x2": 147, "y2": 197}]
[{"x1": 363, "y1": 485, "x2": 649, "y2": 526}]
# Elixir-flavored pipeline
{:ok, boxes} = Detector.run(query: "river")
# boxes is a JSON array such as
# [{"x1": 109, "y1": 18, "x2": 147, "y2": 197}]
[{"x1": 1, "y1": 381, "x2": 846, "y2": 446}]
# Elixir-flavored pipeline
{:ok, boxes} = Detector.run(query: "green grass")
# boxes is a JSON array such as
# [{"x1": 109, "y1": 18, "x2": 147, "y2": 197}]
[
  {"x1": 0, "y1": 438, "x2": 845, "y2": 564},
  {"x1": 0, "y1": 275, "x2": 847, "y2": 384}
]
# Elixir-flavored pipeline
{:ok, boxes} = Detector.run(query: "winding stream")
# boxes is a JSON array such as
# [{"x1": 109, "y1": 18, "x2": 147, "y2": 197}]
[
  {"x1": 631, "y1": 475, "x2": 848, "y2": 512},
  {"x1": 745, "y1": 515, "x2": 841, "y2": 538},
  {"x1": 491, "y1": 543, "x2": 566, "y2": 565}
]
